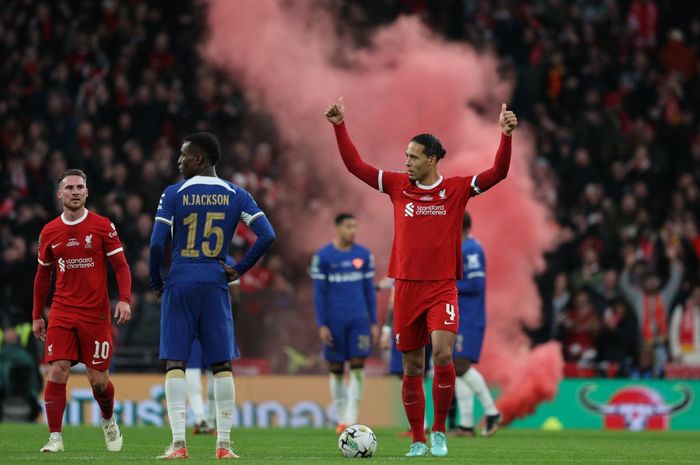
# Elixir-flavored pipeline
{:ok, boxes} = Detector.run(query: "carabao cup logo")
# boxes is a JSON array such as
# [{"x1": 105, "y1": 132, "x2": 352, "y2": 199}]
[{"x1": 579, "y1": 385, "x2": 691, "y2": 431}]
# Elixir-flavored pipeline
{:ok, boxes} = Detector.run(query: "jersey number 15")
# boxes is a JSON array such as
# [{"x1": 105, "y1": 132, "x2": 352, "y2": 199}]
[{"x1": 181, "y1": 212, "x2": 226, "y2": 258}]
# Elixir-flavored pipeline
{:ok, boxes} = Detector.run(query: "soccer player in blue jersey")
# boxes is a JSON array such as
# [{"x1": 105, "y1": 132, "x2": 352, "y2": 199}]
[
  {"x1": 453, "y1": 213, "x2": 500, "y2": 437},
  {"x1": 311, "y1": 213, "x2": 378, "y2": 434},
  {"x1": 149, "y1": 132, "x2": 275, "y2": 459}
]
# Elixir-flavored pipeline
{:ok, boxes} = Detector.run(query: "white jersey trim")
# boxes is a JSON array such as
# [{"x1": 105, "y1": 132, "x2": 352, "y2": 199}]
[
  {"x1": 416, "y1": 176, "x2": 443, "y2": 190},
  {"x1": 106, "y1": 247, "x2": 124, "y2": 257},
  {"x1": 466, "y1": 271, "x2": 485, "y2": 279},
  {"x1": 61, "y1": 209, "x2": 89, "y2": 225},
  {"x1": 378, "y1": 170, "x2": 384, "y2": 193},
  {"x1": 241, "y1": 211, "x2": 264, "y2": 226},
  {"x1": 155, "y1": 216, "x2": 173, "y2": 227},
  {"x1": 177, "y1": 175, "x2": 236, "y2": 194},
  {"x1": 38, "y1": 259, "x2": 53, "y2": 266},
  {"x1": 471, "y1": 175, "x2": 483, "y2": 195}
]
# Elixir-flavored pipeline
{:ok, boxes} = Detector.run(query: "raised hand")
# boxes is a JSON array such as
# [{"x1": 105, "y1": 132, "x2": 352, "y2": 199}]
[
  {"x1": 499, "y1": 103, "x2": 518, "y2": 136},
  {"x1": 324, "y1": 97, "x2": 345, "y2": 126}
]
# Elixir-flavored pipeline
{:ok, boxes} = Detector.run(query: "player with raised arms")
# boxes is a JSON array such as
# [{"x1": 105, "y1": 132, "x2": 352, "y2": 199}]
[
  {"x1": 149, "y1": 132, "x2": 275, "y2": 459},
  {"x1": 325, "y1": 98, "x2": 517, "y2": 457}
]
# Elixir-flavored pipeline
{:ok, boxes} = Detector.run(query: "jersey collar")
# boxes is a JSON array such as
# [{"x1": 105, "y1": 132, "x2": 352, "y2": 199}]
[
  {"x1": 416, "y1": 176, "x2": 443, "y2": 190},
  {"x1": 61, "y1": 209, "x2": 89, "y2": 225}
]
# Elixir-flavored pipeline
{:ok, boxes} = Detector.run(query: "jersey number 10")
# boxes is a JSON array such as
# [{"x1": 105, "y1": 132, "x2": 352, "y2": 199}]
[{"x1": 181, "y1": 212, "x2": 226, "y2": 258}]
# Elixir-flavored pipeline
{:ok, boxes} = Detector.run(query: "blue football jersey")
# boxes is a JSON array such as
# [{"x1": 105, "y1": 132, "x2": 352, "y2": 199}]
[
  {"x1": 155, "y1": 175, "x2": 264, "y2": 287},
  {"x1": 456, "y1": 236, "x2": 486, "y2": 326},
  {"x1": 311, "y1": 243, "x2": 377, "y2": 326}
]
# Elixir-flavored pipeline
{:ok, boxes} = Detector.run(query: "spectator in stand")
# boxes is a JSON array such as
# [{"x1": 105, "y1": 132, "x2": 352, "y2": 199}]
[
  {"x1": 669, "y1": 285, "x2": 700, "y2": 366},
  {"x1": 620, "y1": 246, "x2": 684, "y2": 377},
  {"x1": 597, "y1": 298, "x2": 639, "y2": 377},
  {"x1": 558, "y1": 289, "x2": 601, "y2": 367}
]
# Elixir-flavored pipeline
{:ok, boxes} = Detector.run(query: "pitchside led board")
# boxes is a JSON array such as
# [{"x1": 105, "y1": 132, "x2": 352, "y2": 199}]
[
  {"x1": 35, "y1": 375, "x2": 700, "y2": 431},
  {"x1": 509, "y1": 379, "x2": 700, "y2": 431}
]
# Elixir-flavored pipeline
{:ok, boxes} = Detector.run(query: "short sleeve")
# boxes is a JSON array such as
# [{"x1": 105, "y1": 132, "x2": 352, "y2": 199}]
[
  {"x1": 378, "y1": 170, "x2": 405, "y2": 196},
  {"x1": 155, "y1": 186, "x2": 175, "y2": 227},
  {"x1": 239, "y1": 191, "x2": 265, "y2": 226},
  {"x1": 37, "y1": 228, "x2": 53, "y2": 266},
  {"x1": 102, "y1": 218, "x2": 125, "y2": 257}
]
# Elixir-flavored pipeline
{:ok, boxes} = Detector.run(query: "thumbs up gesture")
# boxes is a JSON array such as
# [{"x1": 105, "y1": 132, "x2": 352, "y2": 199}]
[{"x1": 499, "y1": 103, "x2": 518, "y2": 136}]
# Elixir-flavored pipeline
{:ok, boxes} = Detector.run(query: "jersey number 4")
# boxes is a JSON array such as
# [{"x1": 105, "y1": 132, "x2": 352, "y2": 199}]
[{"x1": 181, "y1": 212, "x2": 226, "y2": 258}]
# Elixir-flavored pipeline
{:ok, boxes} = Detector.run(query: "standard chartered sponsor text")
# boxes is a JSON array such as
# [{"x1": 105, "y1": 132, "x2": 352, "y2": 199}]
[
  {"x1": 416, "y1": 205, "x2": 447, "y2": 215},
  {"x1": 65, "y1": 257, "x2": 95, "y2": 269}
]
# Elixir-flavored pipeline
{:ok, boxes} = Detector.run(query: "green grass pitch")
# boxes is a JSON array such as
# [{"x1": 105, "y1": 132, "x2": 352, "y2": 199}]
[{"x1": 1, "y1": 424, "x2": 699, "y2": 464}]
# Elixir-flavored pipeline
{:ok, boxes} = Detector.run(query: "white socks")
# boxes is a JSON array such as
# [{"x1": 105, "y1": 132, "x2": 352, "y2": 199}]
[
  {"x1": 329, "y1": 373, "x2": 346, "y2": 424},
  {"x1": 185, "y1": 368, "x2": 206, "y2": 424},
  {"x1": 165, "y1": 370, "x2": 187, "y2": 443},
  {"x1": 206, "y1": 370, "x2": 216, "y2": 427},
  {"x1": 345, "y1": 368, "x2": 365, "y2": 425},
  {"x1": 455, "y1": 376, "x2": 475, "y2": 427},
  {"x1": 214, "y1": 372, "x2": 235, "y2": 444},
  {"x1": 463, "y1": 367, "x2": 498, "y2": 416}
]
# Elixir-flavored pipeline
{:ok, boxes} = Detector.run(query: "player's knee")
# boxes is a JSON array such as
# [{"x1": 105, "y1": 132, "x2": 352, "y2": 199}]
[
  {"x1": 210, "y1": 361, "x2": 232, "y2": 375},
  {"x1": 48, "y1": 361, "x2": 70, "y2": 382},
  {"x1": 166, "y1": 361, "x2": 187, "y2": 373},
  {"x1": 432, "y1": 347, "x2": 453, "y2": 366},
  {"x1": 403, "y1": 360, "x2": 424, "y2": 376},
  {"x1": 349, "y1": 358, "x2": 365, "y2": 370},
  {"x1": 329, "y1": 363, "x2": 344, "y2": 375},
  {"x1": 454, "y1": 358, "x2": 472, "y2": 376}
]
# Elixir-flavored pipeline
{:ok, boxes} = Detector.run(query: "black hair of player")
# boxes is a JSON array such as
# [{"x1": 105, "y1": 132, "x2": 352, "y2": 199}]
[
  {"x1": 463, "y1": 212, "x2": 472, "y2": 231},
  {"x1": 411, "y1": 134, "x2": 446, "y2": 160},
  {"x1": 184, "y1": 132, "x2": 221, "y2": 166},
  {"x1": 59, "y1": 168, "x2": 87, "y2": 185},
  {"x1": 335, "y1": 213, "x2": 355, "y2": 225}
]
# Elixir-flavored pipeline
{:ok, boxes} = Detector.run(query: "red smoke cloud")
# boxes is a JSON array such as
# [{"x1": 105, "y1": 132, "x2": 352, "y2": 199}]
[{"x1": 205, "y1": 0, "x2": 562, "y2": 424}]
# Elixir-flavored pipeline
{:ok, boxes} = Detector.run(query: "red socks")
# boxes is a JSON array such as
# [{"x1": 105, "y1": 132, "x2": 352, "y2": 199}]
[
  {"x1": 402, "y1": 374, "x2": 426, "y2": 443},
  {"x1": 44, "y1": 380, "x2": 67, "y2": 433},
  {"x1": 92, "y1": 380, "x2": 115, "y2": 420},
  {"x1": 432, "y1": 363, "x2": 456, "y2": 433}
]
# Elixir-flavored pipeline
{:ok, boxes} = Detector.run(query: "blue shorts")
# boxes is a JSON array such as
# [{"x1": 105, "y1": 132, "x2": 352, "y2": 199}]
[
  {"x1": 160, "y1": 282, "x2": 236, "y2": 364},
  {"x1": 453, "y1": 323, "x2": 485, "y2": 363},
  {"x1": 188, "y1": 337, "x2": 240, "y2": 369},
  {"x1": 324, "y1": 320, "x2": 371, "y2": 363}
]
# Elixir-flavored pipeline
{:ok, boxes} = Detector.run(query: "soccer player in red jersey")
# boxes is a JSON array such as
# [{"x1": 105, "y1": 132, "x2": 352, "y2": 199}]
[
  {"x1": 32, "y1": 169, "x2": 132, "y2": 453},
  {"x1": 325, "y1": 99, "x2": 517, "y2": 457}
]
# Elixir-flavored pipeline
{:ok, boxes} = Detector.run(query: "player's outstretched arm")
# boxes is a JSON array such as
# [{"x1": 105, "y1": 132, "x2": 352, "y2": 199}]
[
  {"x1": 325, "y1": 98, "x2": 381, "y2": 189},
  {"x1": 472, "y1": 103, "x2": 518, "y2": 194}
]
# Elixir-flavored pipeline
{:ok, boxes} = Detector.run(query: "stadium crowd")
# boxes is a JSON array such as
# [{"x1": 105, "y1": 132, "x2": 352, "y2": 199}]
[{"x1": 1, "y1": 0, "x2": 699, "y2": 385}]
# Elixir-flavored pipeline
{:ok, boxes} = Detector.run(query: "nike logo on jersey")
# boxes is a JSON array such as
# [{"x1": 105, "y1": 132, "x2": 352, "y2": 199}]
[
  {"x1": 438, "y1": 384, "x2": 452, "y2": 389},
  {"x1": 443, "y1": 321, "x2": 456, "y2": 325},
  {"x1": 404, "y1": 401, "x2": 418, "y2": 406},
  {"x1": 51, "y1": 243, "x2": 61, "y2": 249},
  {"x1": 91, "y1": 360, "x2": 106, "y2": 365}
]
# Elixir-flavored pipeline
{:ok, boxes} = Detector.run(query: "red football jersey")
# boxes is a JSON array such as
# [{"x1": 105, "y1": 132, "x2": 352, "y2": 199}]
[
  {"x1": 37, "y1": 210, "x2": 124, "y2": 321},
  {"x1": 379, "y1": 171, "x2": 476, "y2": 281}
]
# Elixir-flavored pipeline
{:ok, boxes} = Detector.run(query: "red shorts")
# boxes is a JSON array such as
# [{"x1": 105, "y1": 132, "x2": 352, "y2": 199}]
[
  {"x1": 393, "y1": 279, "x2": 459, "y2": 351},
  {"x1": 45, "y1": 314, "x2": 113, "y2": 371}
]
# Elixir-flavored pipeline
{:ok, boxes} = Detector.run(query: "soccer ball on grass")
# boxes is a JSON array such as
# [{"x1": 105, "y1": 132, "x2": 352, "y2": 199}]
[{"x1": 338, "y1": 424, "x2": 377, "y2": 458}]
